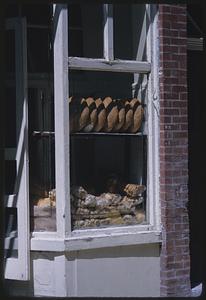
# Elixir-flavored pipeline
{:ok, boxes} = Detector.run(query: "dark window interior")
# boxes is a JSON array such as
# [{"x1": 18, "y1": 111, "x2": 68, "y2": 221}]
[
  {"x1": 5, "y1": 88, "x2": 16, "y2": 148},
  {"x1": 70, "y1": 135, "x2": 147, "y2": 196},
  {"x1": 4, "y1": 160, "x2": 16, "y2": 195}
]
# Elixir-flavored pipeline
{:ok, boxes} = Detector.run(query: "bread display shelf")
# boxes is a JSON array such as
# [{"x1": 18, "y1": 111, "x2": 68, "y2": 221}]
[
  {"x1": 70, "y1": 132, "x2": 146, "y2": 136},
  {"x1": 69, "y1": 96, "x2": 145, "y2": 134},
  {"x1": 32, "y1": 131, "x2": 146, "y2": 137}
]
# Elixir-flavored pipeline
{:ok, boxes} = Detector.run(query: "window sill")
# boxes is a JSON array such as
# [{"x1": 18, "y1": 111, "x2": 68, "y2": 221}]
[{"x1": 30, "y1": 229, "x2": 162, "y2": 252}]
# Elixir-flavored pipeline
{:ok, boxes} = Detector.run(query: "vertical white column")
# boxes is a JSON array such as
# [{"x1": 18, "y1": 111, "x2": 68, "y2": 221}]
[
  {"x1": 53, "y1": 4, "x2": 71, "y2": 237},
  {"x1": 15, "y1": 17, "x2": 30, "y2": 280},
  {"x1": 146, "y1": 4, "x2": 160, "y2": 230},
  {"x1": 5, "y1": 17, "x2": 30, "y2": 281},
  {"x1": 103, "y1": 4, "x2": 114, "y2": 60}
]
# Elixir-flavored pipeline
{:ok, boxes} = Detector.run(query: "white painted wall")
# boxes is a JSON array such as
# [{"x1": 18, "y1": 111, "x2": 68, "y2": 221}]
[
  {"x1": 5, "y1": 244, "x2": 160, "y2": 297},
  {"x1": 65, "y1": 244, "x2": 160, "y2": 297}
]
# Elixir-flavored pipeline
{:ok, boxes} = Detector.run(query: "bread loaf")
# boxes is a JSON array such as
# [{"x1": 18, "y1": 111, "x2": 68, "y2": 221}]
[
  {"x1": 128, "y1": 98, "x2": 144, "y2": 133},
  {"x1": 103, "y1": 97, "x2": 118, "y2": 132},
  {"x1": 83, "y1": 97, "x2": 97, "y2": 132},
  {"x1": 69, "y1": 96, "x2": 81, "y2": 133},
  {"x1": 79, "y1": 98, "x2": 90, "y2": 131},
  {"x1": 93, "y1": 98, "x2": 107, "y2": 132},
  {"x1": 121, "y1": 100, "x2": 133, "y2": 132},
  {"x1": 113, "y1": 99, "x2": 125, "y2": 132}
]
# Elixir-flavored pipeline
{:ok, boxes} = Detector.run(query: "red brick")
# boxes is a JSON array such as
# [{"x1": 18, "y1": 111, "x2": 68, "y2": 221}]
[{"x1": 159, "y1": 3, "x2": 189, "y2": 296}]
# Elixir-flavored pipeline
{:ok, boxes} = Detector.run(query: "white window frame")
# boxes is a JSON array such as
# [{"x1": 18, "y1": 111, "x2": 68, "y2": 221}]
[
  {"x1": 31, "y1": 4, "x2": 161, "y2": 252},
  {"x1": 4, "y1": 17, "x2": 30, "y2": 280}
]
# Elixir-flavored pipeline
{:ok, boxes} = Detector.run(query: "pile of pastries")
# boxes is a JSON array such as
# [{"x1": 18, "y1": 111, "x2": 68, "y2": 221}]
[
  {"x1": 71, "y1": 183, "x2": 146, "y2": 229},
  {"x1": 69, "y1": 96, "x2": 144, "y2": 133}
]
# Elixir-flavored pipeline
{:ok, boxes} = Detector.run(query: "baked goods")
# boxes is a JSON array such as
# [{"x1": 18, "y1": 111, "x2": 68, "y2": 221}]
[
  {"x1": 129, "y1": 98, "x2": 144, "y2": 133},
  {"x1": 79, "y1": 98, "x2": 90, "y2": 130},
  {"x1": 69, "y1": 96, "x2": 81, "y2": 133},
  {"x1": 121, "y1": 100, "x2": 133, "y2": 132},
  {"x1": 69, "y1": 96, "x2": 144, "y2": 133},
  {"x1": 113, "y1": 100, "x2": 125, "y2": 132},
  {"x1": 103, "y1": 97, "x2": 118, "y2": 132},
  {"x1": 93, "y1": 98, "x2": 107, "y2": 132},
  {"x1": 83, "y1": 97, "x2": 97, "y2": 132},
  {"x1": 124, "y1": 184, "x2": 146, "y2": 198}
]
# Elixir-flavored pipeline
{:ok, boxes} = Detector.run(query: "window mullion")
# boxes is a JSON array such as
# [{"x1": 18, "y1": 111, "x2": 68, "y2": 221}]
[
  {"x1": 53, "y1": 4, "x2": 71, "y2": 237},
  {"x1": 103, "y1": 4, "x2": 114, "y2": 61}
]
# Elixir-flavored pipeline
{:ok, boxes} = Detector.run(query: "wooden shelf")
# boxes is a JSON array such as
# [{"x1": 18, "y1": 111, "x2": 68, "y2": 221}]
[{"x1": 70, "y1": 132, "x2": 146, "y2": 137}]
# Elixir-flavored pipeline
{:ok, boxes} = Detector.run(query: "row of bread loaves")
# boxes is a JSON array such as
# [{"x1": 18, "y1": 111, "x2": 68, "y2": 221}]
[{"x1": 69, "y1": 96, "x2": 144, "y2": 133}]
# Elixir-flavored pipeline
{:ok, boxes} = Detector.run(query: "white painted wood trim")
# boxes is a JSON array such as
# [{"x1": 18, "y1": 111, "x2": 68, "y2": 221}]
[
  {"x1": 30, "y1": 230, "x2": 161, "y2": 252},
  {"x1": 65, "y1": 230, "x2": 161, "y2": 251},
  {"x1": 4, "y1": 18, "x2": 30, "y2": 281},
  {"x1": 4, "y1": 194, "x2": 17, "y2": 207},
  {"x1": 146, "y1": 5, "x2": 160, "y2": 231},
  {"x1": 31, "y1": 237, "x2": 65, "y2": 252},
  {"x1": 103, "y1": 4, "x2": 114, "y2": 60},
  {"x1": 53, "y1": 4, "x2": 71, "y2": 237},
  {"x1": 68, "y1": 57, "x2": 151, "y2": 73},
  {"x1": 71, "y1": 224, "x2": 153, "y2": 237},
  {"x1": 16, "y1": 17, "x2": 30, "y2": 281},
  {"x1": 4, "y1": 258, "x2": 25, "y2": 281},
  {"x1": 4, "y1": 232, "x2": 18, "y2": 250},
  {"x1": 132, "y1": 4, "x2": 148, "y2": 96}
]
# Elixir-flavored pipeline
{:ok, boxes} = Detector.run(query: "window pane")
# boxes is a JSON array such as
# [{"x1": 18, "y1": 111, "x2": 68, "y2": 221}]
[
  {"x1": 69, "y1": 70, "x2": 147, "y2": 230},
  {"x1": 68, "y1": 4, "x2": 103, "y2": 58},
  {"x1": 5, "y1": 88, "x2": 16, "y2": 148},
  {"x1": 29, "y1": 88, "x2": 56, "y2": 232},
  {"x1": 5, "y1": 30, "x2": 15, "y2": 73},
  {"x1": 5, "y1": 160, "x2": 16, "y2": 195},
  {"x1": 114, "y1": 4, "x2": 147, "y2": 61},
  {"x1": 27, "y1": 28, "x2": 53, "y2": 73},
  {"x1": 22, "y1": 4, "x2": 51, "y2": 25},
  {"x1": 70, "y1": 135, "x2": 147, "y2": 230},
  {"x1": 69, "y1": 70, "x2": 134, "y2": 99}
]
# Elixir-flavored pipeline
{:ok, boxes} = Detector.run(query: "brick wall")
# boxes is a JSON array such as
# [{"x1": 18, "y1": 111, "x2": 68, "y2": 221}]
[{"x1": 158, "y1": 4, "x2": 191, "y2": 297}]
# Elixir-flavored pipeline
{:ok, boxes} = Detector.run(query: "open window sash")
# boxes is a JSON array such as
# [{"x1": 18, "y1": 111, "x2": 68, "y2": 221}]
[{"x1": 4, "y1": 17, "x2": 30, "y2": 281}]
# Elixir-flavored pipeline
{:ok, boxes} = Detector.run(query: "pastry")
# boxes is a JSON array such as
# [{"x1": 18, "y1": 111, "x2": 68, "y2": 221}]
[
  {"x1": 93, "y1": 98, "x2": 107, "y2": 132},
  {"x1": 113, "y1": 99, "x2": 125, "y2": 132},
  {"x1": 103, "y1": 97, "x2": 118, "y2": 132}
]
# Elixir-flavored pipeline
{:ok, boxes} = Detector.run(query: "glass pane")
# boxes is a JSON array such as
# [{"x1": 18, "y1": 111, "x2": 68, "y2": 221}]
[
  {"x1": 5, "y1": 88, "x2": 16, "y2": 148},
  {"x1": 68, "y1": 4, "x2": 103, "y2": 58},
  {"x1": 5, "y1": 30, "x2": 15, "y2": 73},
  {"x1": 70, "y1": 136, "x2": 147, "y2": 230},
  {"x1": 27, "y1": 28, "x2": 53, "y2": 73},
  {"x1": 28, "y1": 88, "x2": 56, "y2": 232},
  {"x1": 69, "y1": 70, "x2": 147, "y2": 230},
  {"x1": 5, "y1": 160, "x2": 16, "y2": 195},
  {"x1": 187, "y1": 5, "x2": 203, "y2": 38},
  {"x1": 22, "y1": 4, "x2": 51, "y2": 25},
  {"x1": 69, "y1": 70, "x2": 134, "y2": 99},
  {"x1": 114, "y1": 4, "x2": 147, "y2": 61}
]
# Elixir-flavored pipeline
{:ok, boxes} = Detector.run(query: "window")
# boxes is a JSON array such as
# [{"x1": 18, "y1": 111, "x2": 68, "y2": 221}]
[
  {"x1": 51, "y1": 3, "x2": 160, "y2": 245},
  {"x1": 4, "y1": 5, "x2": 160, "y2": 272}
]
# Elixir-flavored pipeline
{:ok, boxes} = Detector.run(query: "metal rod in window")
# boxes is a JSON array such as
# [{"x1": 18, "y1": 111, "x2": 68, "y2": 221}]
[{"x1": 103, "y1": 4, "x2": 114, "y2": 61}]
